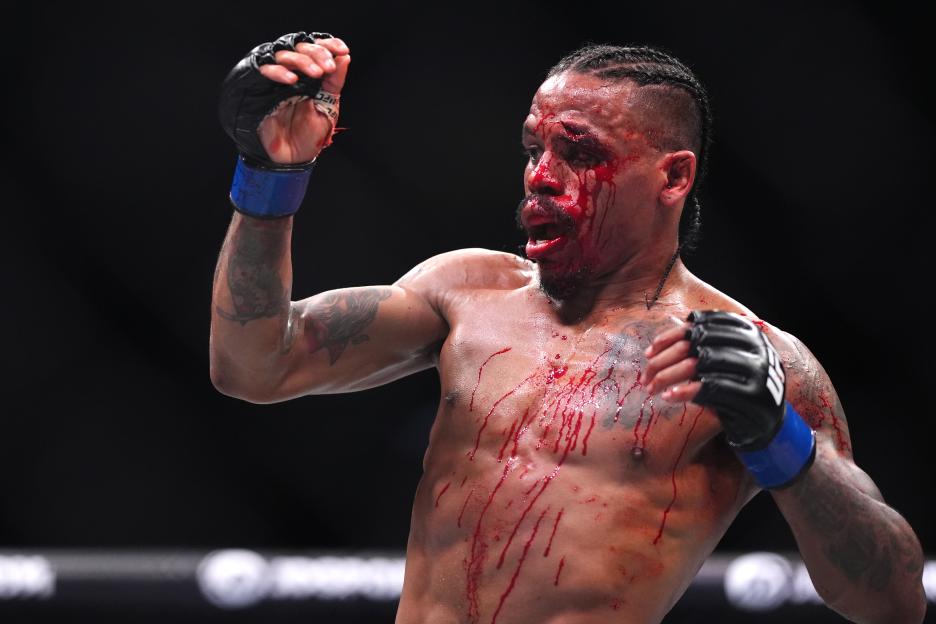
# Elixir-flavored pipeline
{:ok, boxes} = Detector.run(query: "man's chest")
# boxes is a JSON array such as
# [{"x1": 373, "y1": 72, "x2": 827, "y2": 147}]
[{"x1": 434, "y1": 305, "x2": 726, "y2": 476}]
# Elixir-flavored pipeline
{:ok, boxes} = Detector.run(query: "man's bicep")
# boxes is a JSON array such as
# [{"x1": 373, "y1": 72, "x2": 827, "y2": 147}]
[
  {"x1": 778, "y1": 330, "x2": 854, "y2": 457},
  {"x1": 272, "y1": 283, "x2": 447, "y2": 398},
  {"x1": 780, "y1": 330, "x2": 885, "y2": 502}
]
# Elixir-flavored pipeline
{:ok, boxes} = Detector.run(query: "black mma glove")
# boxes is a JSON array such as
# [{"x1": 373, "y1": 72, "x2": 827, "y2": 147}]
[
  {"x1": 219, "y1": 31, "x2": 341, "y2": 219},
  {"x1": 218, "y1": 31, "x2": 333, "y2": 170},
  {"x1": 685, "y1": 310, "x2": 816, "y2": 488}
]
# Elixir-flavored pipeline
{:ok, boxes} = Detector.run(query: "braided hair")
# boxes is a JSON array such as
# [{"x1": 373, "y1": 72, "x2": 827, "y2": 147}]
[{"x1": 547, "y1": 44, "x2": 713, "y2": 260}]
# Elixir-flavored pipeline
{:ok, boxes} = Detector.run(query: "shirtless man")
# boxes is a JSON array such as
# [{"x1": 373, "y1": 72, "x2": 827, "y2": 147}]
[{"x1": 209, "y1": 32, "x2": 926, "y2": 623}]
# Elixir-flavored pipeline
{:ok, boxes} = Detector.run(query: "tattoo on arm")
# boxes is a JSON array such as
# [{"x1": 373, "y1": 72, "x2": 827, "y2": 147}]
[
  {"x1": 794, "y1": 471, "x2": 889, "y2": 590},
  {"x1": 793, "y1": 461, "x2": 923, "y2": 594},
  {"x1": 215, "y1": 220, "x2": 291, "y2": 326},
  {"x1": 777, "y1": 333, "x2": 924, "y2": 604},
  {"x1": 784, "y1": 336, "x2": 852, "y2": 457},
  {"x1": 303, "y1": 287, "x2": 392, "y2": 365}
]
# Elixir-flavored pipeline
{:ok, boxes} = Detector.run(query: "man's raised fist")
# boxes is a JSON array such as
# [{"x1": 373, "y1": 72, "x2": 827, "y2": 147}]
[{"x1": 219, "y1": 31, "x2": 351, "y2": 169}]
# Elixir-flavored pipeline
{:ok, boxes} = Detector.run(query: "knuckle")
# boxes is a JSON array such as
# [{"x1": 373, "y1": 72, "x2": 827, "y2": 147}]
[
  {"x1": 275, "y1": 50, "x2": 298, "y2": 64},
  {"x1": 300, "y1": 43, "x2": 327, "y2": 56},
  {"x1": 313, "y1": 48, "x2": 336, "y2": 62}
]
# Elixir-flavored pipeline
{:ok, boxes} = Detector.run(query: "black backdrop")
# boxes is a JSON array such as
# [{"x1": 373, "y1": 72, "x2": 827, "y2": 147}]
[{"x1": 2, "y1": 0, "x2": 932, "y2": 583}]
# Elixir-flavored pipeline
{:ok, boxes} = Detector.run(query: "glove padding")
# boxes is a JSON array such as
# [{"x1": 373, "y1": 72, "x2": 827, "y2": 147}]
[
  {"x1": 686, "y1": 310, "x2": 787, "y2": 450},
  {"x1": 218, "y1": 31, "x2": 333, "y2": 170}
]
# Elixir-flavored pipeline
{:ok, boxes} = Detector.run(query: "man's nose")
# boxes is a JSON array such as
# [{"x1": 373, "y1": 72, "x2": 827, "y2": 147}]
[{"x1": 528, "y1": 151, "x2": 562, "y2": 195}]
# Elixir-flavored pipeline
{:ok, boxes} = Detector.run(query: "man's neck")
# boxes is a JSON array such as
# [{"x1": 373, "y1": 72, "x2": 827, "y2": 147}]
[{"x1": 541, "y1": 248, "x2": 689, "y2": 324}]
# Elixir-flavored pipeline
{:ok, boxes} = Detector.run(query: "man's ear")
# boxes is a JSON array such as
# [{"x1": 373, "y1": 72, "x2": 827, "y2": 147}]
[{"x1": 659, "y1": 150, "x2": 697, "y2": 207}]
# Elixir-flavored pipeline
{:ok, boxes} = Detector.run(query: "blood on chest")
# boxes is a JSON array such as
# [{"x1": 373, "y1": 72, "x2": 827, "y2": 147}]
[
  {"x1": 422, "y1": 336, "x2": 740, "y2": 623},
  {"x1": 441, "y1": 336, "x2": 721, "y2": 476}
]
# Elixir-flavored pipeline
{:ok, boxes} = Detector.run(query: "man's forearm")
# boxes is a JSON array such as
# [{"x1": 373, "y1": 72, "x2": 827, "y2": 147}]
[
  {"x1": 209, "y1": 211, "x2": 296, "y2": 399},
  {"x1": 771, "y1": 442, "x2": 926, "y2": 623}
]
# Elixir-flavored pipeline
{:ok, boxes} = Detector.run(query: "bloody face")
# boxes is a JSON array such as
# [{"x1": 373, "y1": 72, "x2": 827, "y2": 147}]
[{"x1": 518, "y1": 71, "x2": 667, "y2": 300}]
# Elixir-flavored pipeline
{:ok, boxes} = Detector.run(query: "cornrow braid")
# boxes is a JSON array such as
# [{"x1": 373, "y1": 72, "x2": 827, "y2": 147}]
[{"x1": 547, "y1": 44, "x2": 713, "y2": 262}]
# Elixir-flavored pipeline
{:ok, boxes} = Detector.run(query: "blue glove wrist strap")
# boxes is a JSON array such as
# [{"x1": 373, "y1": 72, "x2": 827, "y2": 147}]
[
  {"x1": 229, "y1": 155, "x2": 314, "y2": 219},
  {"x1": 736, "y1": 401, "x2": 817, "y2": 489}
]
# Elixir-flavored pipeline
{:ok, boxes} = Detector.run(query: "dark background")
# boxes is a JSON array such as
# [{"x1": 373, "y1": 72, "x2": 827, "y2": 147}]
[{"x1": 2, "y1": 0, "x2": 933, "y2": 620}]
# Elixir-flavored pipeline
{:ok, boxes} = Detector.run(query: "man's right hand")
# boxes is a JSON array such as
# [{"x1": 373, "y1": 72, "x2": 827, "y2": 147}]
[
  {"x1": 257, "y1": 35, "x2": 350, "y2": 163},
  {"x1": 219, "y1": 32, "x2": 351, "y2": 167}
]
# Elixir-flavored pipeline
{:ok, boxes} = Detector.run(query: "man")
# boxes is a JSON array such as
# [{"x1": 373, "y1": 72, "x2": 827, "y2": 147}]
[{"x1": 209, "y1": 32, "x2": 926, "y2": 623}]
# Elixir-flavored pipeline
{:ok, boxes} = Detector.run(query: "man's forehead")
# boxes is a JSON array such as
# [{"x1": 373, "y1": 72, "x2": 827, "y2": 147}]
[
  {"x1": 527, "y1": 72, "x2": 639, "y2": 133},
  {"x1": 535, "y1": 73, "x2": 635, "y2": 106}
]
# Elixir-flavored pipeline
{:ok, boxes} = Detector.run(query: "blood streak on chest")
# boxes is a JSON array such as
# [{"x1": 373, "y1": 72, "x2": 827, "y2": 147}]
[
  {"x1": 458, "y1": 340, "x2": 665, "y2": 621},
  {"x1": 489, "y1": 505, "x2": 551, "y2": 624},
  {"x1": 653, "y1": 406, "x2": 705, "y2": 545},
  {"x1": 470, "y1": 347, "x2": 513, "y2": 411},
  {"x1": 553, "y1": 555, "x2": 566, "y2": 586},
  {"x1": 435, "y1": 481, "x2": 452, "y2": 508},
  {"x1": 543, "y1": 508, "x2": 564, "y2": 557},
  {"x1": 469, "y1": 371, "x2": 539, "y2": 462}
]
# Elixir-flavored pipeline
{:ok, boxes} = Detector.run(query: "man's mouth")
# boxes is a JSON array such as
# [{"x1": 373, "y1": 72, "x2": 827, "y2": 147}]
[{"x1": 525, "y1": 221, "x2": 573, "y2": 259}]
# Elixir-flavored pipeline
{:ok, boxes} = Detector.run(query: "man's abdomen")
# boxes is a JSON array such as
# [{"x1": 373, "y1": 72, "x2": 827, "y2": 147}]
[{"x1": 398, "y1": 424, "x2": 748, "y2": 624}]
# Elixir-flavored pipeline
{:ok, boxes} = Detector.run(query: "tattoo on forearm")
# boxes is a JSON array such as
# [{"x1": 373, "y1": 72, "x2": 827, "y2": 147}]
[
  {"x1": 795, "y1": 471, "x2": 879, "y2": 584},
  {"x1": 792, "y1": 468, "x2": 923, "y2": 593},
  {"x1": 781, "y1": 336, "x2": 923, "y2": 600},
  {"x1": 304, "y1": 287, "x2": 392, "y2": 365},
  {"x1": 216, "y1": 220, "x2": 291, "y2": 326}
]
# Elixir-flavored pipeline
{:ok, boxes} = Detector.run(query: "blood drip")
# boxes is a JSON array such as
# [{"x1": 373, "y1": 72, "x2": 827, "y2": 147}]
[
  {"x1": 613, "y1": 359, "x2": 644, "y2": 423},
  {"x1": 458, "y1": 487, "x2": 476, "y2": 528},
  {"x1": 553, "y1": 556, "x2": 565, "y2": 586},
  {"x1": 818, "y1": 389, "x2": 849, "y2": 453},
  {"x1": 653, "y1": 407, "x2": 705, "y2": 545},
  {"x1": 470, "y1": 347, "x2": 513, "y2": 411},
  {"x1": 497, "y1": 429, "x2": 579, "y2": 570},
  {"x1": 469, "y1": 372, "x2": 538, "y2": 461},
  {"x1": 752, "y1": 319, "x2": 770, "y2": 333},
  {"x1": 631, "y1": 394, "x2": 658, "y2": 454},
  {"x1": 435, "y1": 481, "x2": 452, "y2": 508},
  {"x1": 489, "y1": 506, "x2": 551, "y2": 624},
  {"x1": 543, "y1": 508, "x2": 564, "y2": 557},
  {"x1": 466, "y1": 463, "x2": 514, "y2": 620},
  {"x1": 582, "y1": 413, "x2": 597, "y2": 455}
]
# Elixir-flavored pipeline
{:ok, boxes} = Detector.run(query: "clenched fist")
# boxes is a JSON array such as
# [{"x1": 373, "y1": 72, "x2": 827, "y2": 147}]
[{"x1": 219, "y1": 31, "x2": 351, "y2": 168}]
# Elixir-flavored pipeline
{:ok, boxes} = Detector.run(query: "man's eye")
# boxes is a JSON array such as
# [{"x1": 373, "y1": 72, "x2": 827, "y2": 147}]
[
  {"x1": 568, "y1": 149, "x2": 601, "y2": 167},
  {"x1": 523, "y1": 146, "x2": 542, "y2": 163}
]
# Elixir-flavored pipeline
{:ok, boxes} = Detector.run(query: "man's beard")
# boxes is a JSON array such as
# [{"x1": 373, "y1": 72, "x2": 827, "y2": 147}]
[{"x1": 538, "y1": 265, "x2": 590, "y2": 300}]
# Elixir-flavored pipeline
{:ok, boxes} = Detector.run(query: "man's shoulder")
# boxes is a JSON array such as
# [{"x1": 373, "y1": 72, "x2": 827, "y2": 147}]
[
  {"x1": 682, "y1": 274, "x2": 803, "y2": 350},
  {"x1": 684, "y1": 274, "x2": 822, "y2": 387},
  {"x1": 394, "y1": 248, "x2": 535, "y2": 292}
]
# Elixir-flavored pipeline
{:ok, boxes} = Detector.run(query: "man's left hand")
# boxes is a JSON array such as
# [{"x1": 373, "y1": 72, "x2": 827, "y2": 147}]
[{"x1": 640, "y1": 310, "x2": 787, "y2": 450}]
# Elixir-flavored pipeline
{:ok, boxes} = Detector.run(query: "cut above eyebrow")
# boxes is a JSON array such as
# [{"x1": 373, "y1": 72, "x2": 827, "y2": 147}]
[
  {"x1": 521, "y1": 120, "x2": 611, "y2": 156},
  {"x1": 557, "y1": 133, "x2": 606, "y2": 150},
  {"x1": 559, "y1": 120, "x2": 594, "y2": 136}
]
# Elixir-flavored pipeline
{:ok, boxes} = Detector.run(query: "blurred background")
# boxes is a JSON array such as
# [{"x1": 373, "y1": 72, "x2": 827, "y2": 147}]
[{"x1": 1, "y1": 0, "x2": 932, "y2": 621}]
